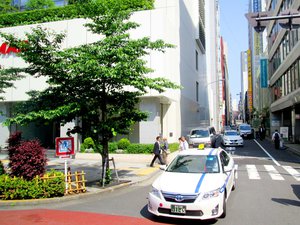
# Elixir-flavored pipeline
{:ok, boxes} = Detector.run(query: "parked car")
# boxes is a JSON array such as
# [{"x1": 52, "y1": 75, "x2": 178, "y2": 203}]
[
  {"x1": 222, "y1": 130, "x2": 244, "y2": 147},
  {"x1": 148, "y1": 147, "x2": 238, "y2": 220},
  {"x1": 187, "y1": 127, "x2": 216, "y2": 148},
  {"x1": 238, "y1": 123, "x2": 253, "y2": 139}
]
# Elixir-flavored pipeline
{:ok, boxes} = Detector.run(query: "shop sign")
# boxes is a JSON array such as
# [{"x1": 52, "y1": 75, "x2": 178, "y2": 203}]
[
  {"x1": 0, "y1": 43, "x2": 20, "y2": 54},
  {"x1": 260, "y1": 58, "x2": 268, "y2": 88}
]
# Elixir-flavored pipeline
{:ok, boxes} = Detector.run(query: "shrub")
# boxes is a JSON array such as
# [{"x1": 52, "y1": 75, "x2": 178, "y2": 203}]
[
  {"x1": 9, "y1": 139, "x2": 47, "y2": 180},
  {"x1": 0, "y1": 161, "x2": 5, "y2": 175},
  {"x1": 108, "y1": 142, "x2": 118, "y2": 153},
  {"x1": 80, "y1": 137, "x2": 95, "y2": 152},
  {"x1": 169, "y1": 142, "x2": 179, "y2": 152},
  {"x1": 0, "y1": 170, "x2": 64, "y2": 200},
  {"x1": 7, "y1": 131, "x2": 22, "y2": 159},
  {"x1": 117, "y1": 138, "x2": 131, "y2": 150},
  {"x1": 126, "y1": 143, "x2": 153, "y2": 154}
]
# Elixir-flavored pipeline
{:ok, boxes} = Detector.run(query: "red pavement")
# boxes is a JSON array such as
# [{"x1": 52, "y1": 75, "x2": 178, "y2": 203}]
[{"x1": 0, "y1": 209, "x2": 167, "y2": 225}]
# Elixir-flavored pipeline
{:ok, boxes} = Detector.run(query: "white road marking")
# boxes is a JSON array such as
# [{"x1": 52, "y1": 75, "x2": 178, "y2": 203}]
[
  {"x1": 264, "y1": 165, "x2": 284, "y2": 180},
  {"x1": 254, "y1": 139, "x2": 281, "y2": 166},
  {"x1": 282, "y1": 165, "x2": 300, "y2": 181},
  {"x1": 246, "y1": 164, "x2": 260, "y2": 180}
]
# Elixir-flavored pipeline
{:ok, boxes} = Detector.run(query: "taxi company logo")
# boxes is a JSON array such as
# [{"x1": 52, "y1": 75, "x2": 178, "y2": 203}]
[
  {"x1": 175, "y1": 194, "x2": 184, "y2": 202},
  {"x1": 0, "y1": 43, "x2": 20, "y2": 54}
]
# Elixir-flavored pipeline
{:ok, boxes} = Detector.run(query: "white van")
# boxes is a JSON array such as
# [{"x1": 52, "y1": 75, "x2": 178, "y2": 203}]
[
  {"x1": 187, "y1": 127, "x2": 216, "y2": 148},
  {"x1": 238, "y1": 123, "x2": 253, "y2": 139}
]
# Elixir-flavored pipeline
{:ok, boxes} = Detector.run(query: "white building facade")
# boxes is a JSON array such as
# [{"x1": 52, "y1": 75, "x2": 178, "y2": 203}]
[
  {"x1": 205, "y1": 0, "x2": 222, "y2": 132},
  {"x1": 0, "y1": 0, "x2": 208, "y2": 148}
]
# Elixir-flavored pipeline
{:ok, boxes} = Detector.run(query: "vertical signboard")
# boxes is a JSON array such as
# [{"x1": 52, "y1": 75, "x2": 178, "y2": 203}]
[
  {"x1": 247, "y1": 50, "x2": 253, "y2": 113},
  {"x1": 260, "y1": 58, "x2": 268, "y2": 88}
]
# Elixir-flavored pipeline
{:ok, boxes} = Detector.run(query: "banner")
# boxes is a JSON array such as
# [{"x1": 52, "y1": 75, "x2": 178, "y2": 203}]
[
  {"x1": 247, "y1": 50, "x2": 253, "y2": 113},
  {"x1": 260, "y1": 58, "x2": 268, "y2": 88}
]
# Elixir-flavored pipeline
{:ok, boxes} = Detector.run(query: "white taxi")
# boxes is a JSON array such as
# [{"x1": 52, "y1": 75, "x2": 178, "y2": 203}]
[{"x1": 148, "y1": 147, "x2": 237, "y2": 220}]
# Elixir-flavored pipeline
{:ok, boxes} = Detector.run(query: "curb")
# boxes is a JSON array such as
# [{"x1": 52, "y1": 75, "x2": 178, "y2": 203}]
[{"x1": 0, "y1": 168, "x2": 160, "y2": 207}]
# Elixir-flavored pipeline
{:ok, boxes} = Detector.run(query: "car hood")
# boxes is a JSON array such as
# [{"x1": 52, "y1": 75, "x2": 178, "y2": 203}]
[
  {"x1": 224, "y1": 135, "x2": 242, "y2": 140},
  {"x1": 153, "y1": 171, "x2": 224, "y2": 194},
  {"x1": 188, "y1": 137, "x2": 210, "y2": 142}
]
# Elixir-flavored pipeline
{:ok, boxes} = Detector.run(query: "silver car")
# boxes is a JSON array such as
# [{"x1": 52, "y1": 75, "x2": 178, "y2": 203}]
[{"x1": 222, "y1": 130, "x2": 244, "y2": 147}]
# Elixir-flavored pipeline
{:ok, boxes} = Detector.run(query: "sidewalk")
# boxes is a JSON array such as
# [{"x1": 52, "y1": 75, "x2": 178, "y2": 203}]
[
  {"x1": 0, "y1": 151, "x2": 178, "y2": 206},
  {"x1": 284, "y1": 142, "x2": 300, "y2": 157}
]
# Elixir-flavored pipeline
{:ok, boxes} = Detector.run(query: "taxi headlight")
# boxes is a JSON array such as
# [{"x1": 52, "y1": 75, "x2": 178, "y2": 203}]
[
  {"x1": 202, "y1": 188, "x2": 220, "y2": 200},
  {"x1": 151, "y1": 187, "x2": 162, "y2": 199}
]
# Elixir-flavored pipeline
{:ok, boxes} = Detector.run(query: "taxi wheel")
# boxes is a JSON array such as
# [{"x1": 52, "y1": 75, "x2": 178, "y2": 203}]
[{"x1": 220, "y1": 194, "x2": 226, "y2": 218}]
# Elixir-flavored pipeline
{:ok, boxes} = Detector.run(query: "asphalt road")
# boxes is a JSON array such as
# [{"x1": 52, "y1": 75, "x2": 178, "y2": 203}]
[{"x1": 1, "y1": 139, "x2": 300, "y2": 225}]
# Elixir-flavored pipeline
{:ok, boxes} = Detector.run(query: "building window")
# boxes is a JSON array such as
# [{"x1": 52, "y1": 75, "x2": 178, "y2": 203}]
[
  {"x1": 196, "y1": 81, "x2": 199, "y2": 102},
  {"x1": 195, "y1": 50, "x2": 198, "y2": 71}
]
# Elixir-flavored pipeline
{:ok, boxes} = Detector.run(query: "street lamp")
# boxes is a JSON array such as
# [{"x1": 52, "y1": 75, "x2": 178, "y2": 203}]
[{"x1": 246, "y1": 9, "x2": 300, "y2": 32}]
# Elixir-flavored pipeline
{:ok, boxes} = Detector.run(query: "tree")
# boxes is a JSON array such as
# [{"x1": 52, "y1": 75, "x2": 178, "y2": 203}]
[
  {"x1": 25, "y1": 0, "x2": 55, "y2": 10},
  {"x1": 0, "y1": 0, "x2": 17, "y2": 14},
  {"x1": 0, "y1": 67, "x2": 23, "y2": 100},
  {"x1": 0, "y1": 0, "x2": 179, "y2": 184}
]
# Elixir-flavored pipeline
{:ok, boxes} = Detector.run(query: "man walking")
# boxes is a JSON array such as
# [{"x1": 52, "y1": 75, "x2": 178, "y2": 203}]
[
  {"x1": 150, "y1": 136, "x2": 165, "y2": 167},
  {"x1": 272, "y1": 129, "x2": 280, "y2": 149}
]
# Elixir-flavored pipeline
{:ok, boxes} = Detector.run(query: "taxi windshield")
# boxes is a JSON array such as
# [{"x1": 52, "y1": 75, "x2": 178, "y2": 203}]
[
  {"x1": 190, "y1": 130, "x2": 209, "y2": 138},
  {"x1": 166, "y1": 155, "x2": 219, "y2": 173}
]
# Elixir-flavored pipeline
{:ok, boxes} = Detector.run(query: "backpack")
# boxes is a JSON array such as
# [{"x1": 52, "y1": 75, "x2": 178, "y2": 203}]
[{"x1": 274, "y1": 132, "x2": 280, "y2": 140}]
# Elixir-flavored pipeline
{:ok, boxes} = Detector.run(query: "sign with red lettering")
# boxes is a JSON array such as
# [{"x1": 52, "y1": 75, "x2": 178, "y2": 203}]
[
  {"x1": 55, "y1": 137, "x2": 75, "y2": 156},
  {"x1": 0, "y1": 43, "x2": 20, "y2": 55}
]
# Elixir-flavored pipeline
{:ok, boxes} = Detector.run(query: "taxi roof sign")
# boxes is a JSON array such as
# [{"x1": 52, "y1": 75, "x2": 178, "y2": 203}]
[{"x1": 198, "y1": 143, "x2": 205, "y2": 150}]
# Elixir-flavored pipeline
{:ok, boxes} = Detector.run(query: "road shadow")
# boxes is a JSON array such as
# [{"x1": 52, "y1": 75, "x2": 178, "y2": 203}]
[
  {"x1": 272, "y1": 184, "x2": 300, "y2": 207},
  {"x1": 140, "y1": 205, "x2": 218, "y2": 225}
]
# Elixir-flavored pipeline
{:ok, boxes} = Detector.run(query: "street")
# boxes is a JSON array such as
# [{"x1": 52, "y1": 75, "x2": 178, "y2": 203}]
[{"x1": 1, "y1": 139, "x2": 300, "y2": 225}]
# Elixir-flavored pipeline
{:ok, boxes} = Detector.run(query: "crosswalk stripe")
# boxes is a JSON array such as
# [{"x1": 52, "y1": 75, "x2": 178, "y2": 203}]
[
  {"x1": 264, "y1": 165, "x2": 284, "y2": 180},
  {"x1": 282, "y1": 166, "x2": 300, "y2": 181},
  {"x1": 246, "y1": 164, "x2": 260, "y2": 180}
]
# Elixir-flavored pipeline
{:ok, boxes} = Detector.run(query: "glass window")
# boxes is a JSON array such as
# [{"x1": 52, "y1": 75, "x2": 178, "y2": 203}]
[
  {"x1": 196, "y1": 81, "x2": 199, "y2": 102},
  {"x1": 220, "y1": 151, "x2": 230, "y2": 167},
  {"x1": 166, "y1": 155, "x2": 220, "y2": 173},
  {"x1": 195, "y1": 50, "x2": 198, "y2": 71},
  {"x1": 190, "y1": 129, "x2": 209, "y2": 137}
]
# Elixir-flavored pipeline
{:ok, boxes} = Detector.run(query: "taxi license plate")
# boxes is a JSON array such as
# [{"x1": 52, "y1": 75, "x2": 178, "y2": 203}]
[{"x1": 171, "y1": 205, "x2": 186, "y2": 214}]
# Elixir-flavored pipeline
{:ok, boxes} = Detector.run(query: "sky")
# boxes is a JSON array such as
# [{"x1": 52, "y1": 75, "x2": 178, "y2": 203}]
[{"x1": 219, "y1": 0, "x2": 249, "y2": 102}]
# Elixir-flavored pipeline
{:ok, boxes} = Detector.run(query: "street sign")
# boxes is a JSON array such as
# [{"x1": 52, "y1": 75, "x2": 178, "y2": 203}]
[{"x1": 55, "y1": 137, "x2": 75, "y2": 156}]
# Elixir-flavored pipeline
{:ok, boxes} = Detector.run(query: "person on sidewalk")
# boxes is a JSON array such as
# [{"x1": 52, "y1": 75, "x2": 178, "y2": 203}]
[
  {"x1": 259, "y1": 125, "x2": 266, "y2": 141},
  {"x1": 150, "y1": 136, "x2": 165, "y2": 167},
  {"x1": 161, "y1": 137, "x2": 169, "y2": 165},
  {"x1": 272, "y1": 129, "x2": 280, "y2": 149},
  {"x1": 179, "y1": 136, "x2": 189, "y2": 151}
]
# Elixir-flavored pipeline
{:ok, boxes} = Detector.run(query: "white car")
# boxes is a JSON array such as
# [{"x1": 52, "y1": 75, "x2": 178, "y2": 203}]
[
  {"x1": 238, "y1": 123, "x2": 253, "y2": 139},
  {"x1": 148, "y1": 148, "x2": 237, "y2": 220},
  {"x1": 222, "y1": 130, "x2": 244, "y2": 147}
]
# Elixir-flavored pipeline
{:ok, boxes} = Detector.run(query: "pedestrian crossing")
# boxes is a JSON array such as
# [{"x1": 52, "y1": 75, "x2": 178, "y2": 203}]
[{"x1": 241, "y1": 164, "x2": 300, "y2": 181}]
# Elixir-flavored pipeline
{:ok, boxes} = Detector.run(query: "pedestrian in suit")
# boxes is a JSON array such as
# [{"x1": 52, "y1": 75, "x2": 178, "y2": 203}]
[
  {"x1": 150, "y1": 136, "x2": 165, "y2": 167},
  {"x1": 272, "y1": 130, "x2": 280, "y2": 149}
]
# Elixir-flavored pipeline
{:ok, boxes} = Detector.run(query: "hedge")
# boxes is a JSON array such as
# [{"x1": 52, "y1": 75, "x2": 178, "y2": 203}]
[{"x1": 0, "y1": 170, "x2": 65, "y2": 200}]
